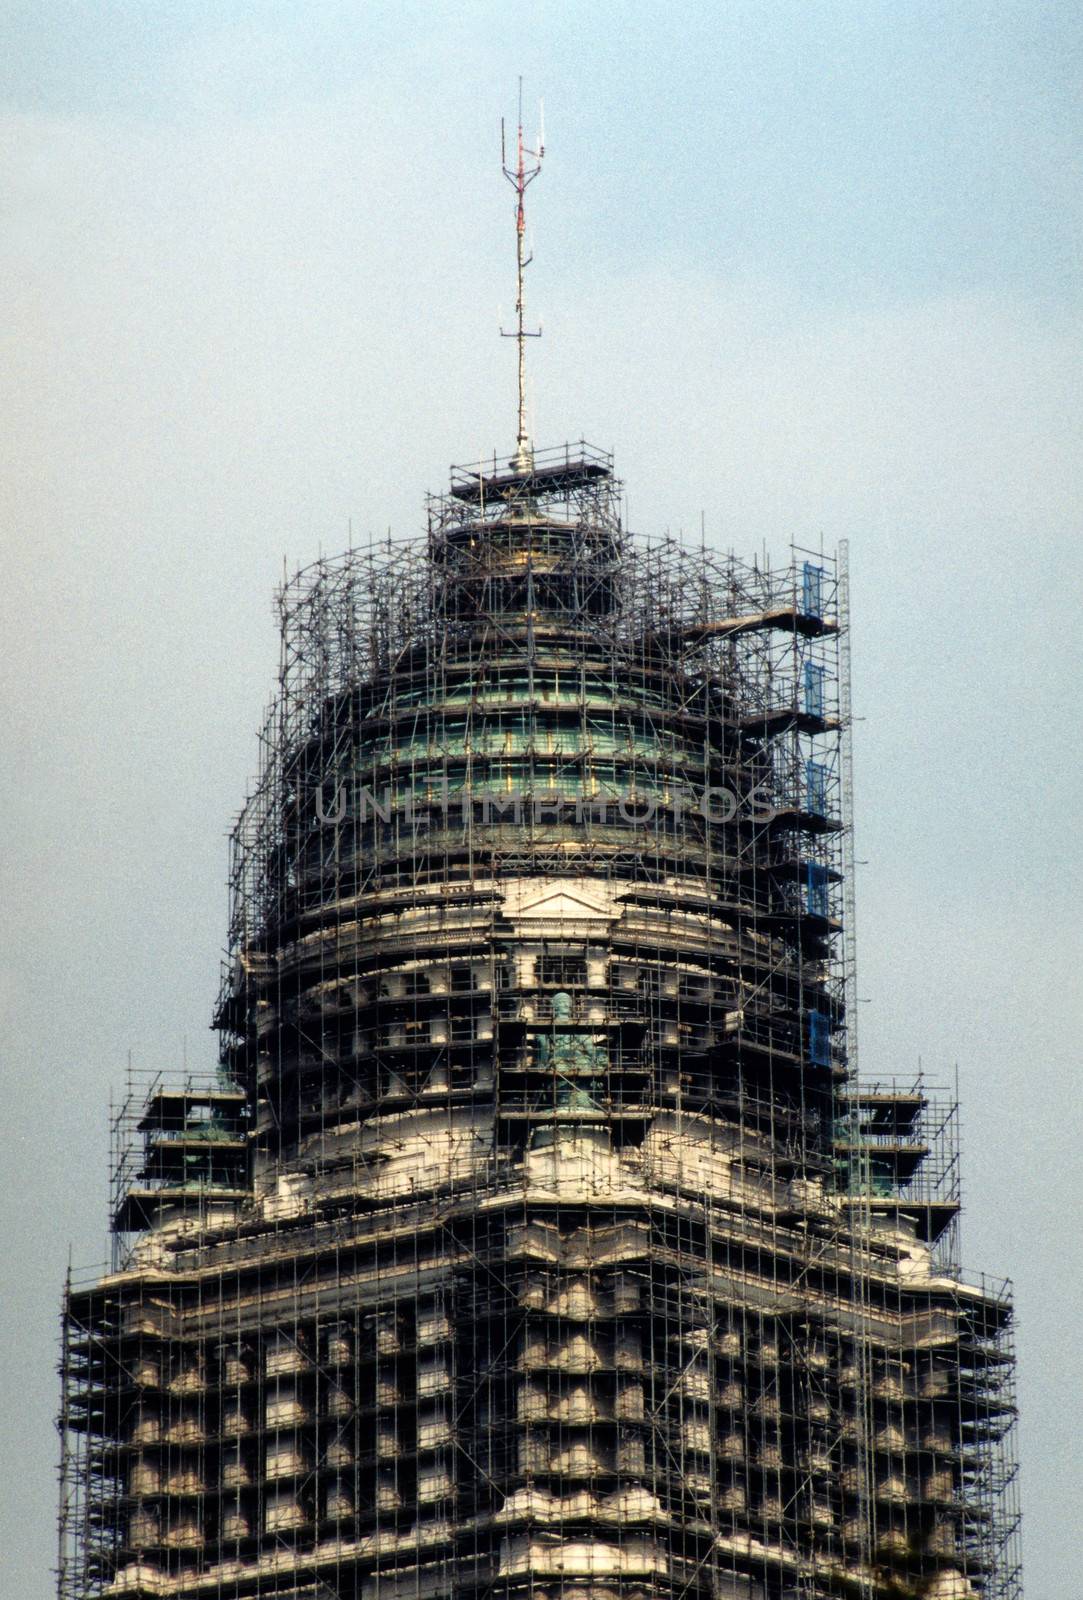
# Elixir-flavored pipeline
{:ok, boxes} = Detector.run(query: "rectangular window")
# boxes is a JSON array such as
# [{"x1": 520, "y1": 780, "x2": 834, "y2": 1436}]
[
  {"x1": 637, "y1": 968, "x2": 664, "y2": 998},
  {"x1": 537, "y1": 953, "x2": 587, "y2": 988}
]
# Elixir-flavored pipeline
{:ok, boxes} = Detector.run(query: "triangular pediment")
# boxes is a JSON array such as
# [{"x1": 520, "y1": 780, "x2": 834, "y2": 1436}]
[{"x1": 502, "y1": 879, "x2": 617, "y2": 922}]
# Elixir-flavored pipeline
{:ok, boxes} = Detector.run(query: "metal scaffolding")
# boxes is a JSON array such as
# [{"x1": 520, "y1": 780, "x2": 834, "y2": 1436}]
[{"x1": 59, "y1": 444, "x2": 1020, "y2": 1600}]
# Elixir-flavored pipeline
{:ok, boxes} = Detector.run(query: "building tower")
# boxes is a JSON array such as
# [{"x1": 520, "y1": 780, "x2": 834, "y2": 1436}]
[{"x1": 58, "y1": 125, "x2": 1021, "y2": 1600}]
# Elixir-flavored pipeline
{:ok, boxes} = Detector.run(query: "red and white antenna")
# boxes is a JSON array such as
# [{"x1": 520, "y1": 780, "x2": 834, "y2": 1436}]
[{"x1": 501, "y1": 79, "x2": 545, "y2": 472}]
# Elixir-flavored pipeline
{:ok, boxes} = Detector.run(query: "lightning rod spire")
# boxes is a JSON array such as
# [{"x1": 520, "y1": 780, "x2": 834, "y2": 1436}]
[{"x1": 501, "y1": 81, "x2": 544, "y2": 472}]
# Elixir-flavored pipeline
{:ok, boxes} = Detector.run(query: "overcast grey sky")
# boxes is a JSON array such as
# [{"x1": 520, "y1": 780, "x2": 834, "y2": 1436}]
[{"x1": 2, "y1": 3, "x2": 1080, "y2": 1594}]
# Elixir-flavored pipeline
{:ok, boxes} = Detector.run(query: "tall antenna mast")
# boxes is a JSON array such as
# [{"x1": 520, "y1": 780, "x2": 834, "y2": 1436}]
[{"x1": 501, "y1": 80, "x2": 545, "y2": 472}]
